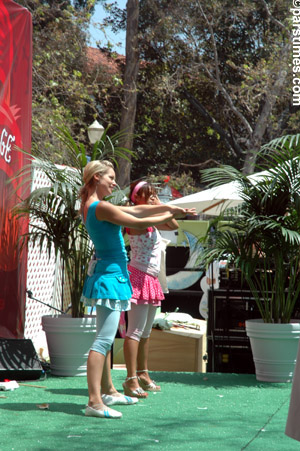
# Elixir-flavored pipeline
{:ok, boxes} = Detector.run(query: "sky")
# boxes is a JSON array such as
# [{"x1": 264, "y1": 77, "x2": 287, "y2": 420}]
[{"x1": 88, "y1": 0, "x2": 127, "y2": 54}]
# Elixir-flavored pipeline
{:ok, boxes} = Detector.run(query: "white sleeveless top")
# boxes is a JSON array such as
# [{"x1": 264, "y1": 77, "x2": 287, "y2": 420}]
[{"x1": 128, "y1": 227, "x2": 162, "y2": 277}]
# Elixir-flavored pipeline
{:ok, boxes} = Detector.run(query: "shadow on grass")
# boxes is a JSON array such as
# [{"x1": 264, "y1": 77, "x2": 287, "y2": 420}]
[
  {"x1": 46, "y1": 387, "x2": 87, "y2": 396},
  {"x1": 40, "y1": 372, "x2": 290, "y2": 394},
  {"x1": 0, "y1": 401, "x2": 85, "y2": 416},
  {"x1": 133, "y1": 371, "x2": 291, "y2": 389}
]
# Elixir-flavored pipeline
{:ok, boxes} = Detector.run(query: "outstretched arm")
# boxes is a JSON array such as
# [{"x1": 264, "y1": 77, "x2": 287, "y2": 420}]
[
  {"x1": 119, "y1": 203, "x2": 196, "y2": 220},
  {"x1": 95, "y1": 201, "x2": 186, "y2": 229},
  {"x1": 147, "y1": 194, "x2": 179, "y2": 231}
]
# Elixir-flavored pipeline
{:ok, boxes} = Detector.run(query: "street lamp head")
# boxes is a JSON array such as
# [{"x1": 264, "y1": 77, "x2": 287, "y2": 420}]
[{"x1": 88, "y1": 120, "x2": 105, "y2": 144}]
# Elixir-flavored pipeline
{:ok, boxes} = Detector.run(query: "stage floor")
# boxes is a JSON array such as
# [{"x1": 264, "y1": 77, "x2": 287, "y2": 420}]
[{"x1": 0, "y1": 370, "x2": 298, "y2": 450}]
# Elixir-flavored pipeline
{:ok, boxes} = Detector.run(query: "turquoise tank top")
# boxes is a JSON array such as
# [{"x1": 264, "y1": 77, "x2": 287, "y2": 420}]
[
  {"x1": 80, "y1": 201, "x2": 132, "y2": 308},
  {"x1": 85, "y1": 201, "x2": 127, "y2": 260}
]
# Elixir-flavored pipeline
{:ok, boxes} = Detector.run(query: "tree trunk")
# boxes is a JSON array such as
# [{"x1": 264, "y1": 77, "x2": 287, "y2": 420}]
[
  {"x1": 243, "y1": 41, "x2": 291, "y2": 174},
  {"x1": 116, "y1": 0, "x2": 139, "y2": 188}
]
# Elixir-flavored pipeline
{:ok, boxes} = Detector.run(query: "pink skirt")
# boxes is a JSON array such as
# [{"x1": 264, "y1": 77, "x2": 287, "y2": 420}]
[{"x1": 128, "y1": 265, "x2": 164, "y2": 306}]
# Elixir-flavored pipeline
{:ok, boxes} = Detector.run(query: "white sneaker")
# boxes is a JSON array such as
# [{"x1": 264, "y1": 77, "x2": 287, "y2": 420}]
[
  {"x1": 102, "y1": 394, "x2": 138, "y2": 406},
  {"x1": 85, "y1": 404, "x2": 122, "y2": 418}
]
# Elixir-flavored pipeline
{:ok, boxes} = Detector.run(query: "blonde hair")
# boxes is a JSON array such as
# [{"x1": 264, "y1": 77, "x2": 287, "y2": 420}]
[{"x1": 79, "y1": 160, "x2": 114, "y2": 213}]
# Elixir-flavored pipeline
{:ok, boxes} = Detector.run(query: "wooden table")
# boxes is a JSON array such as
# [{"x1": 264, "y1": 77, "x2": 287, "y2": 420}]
[{"x1": 148, "y1": 320, "x2": 207, "y2": 372}]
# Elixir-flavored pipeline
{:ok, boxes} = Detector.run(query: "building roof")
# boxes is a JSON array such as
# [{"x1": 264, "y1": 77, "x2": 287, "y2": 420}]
[{"x1": 86, "y1": 47, "x2": 124, "y2": 74}]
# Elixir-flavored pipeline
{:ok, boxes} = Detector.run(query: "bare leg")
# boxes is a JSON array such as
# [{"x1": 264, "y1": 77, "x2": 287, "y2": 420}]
[
  {"x1": 123, "y1": 336, "x2": 142, "y2": 392},
  {"x1": 123, "y1": 336, "x2": 148, "y2": 398},
  {"x1": 87, "y1": 350, "x2": 106, "y2": 407},
  {"x1": 136, "y1": 337, "x2": 161, "y2": 391},
  {"x1": 86, "y1": 350, "x2": 123, "y2": 418},
  {"x1": 137, "y1": 338, "x2": 149, "y2": 372},
  {"x1": 136, "y1": 337, "x2": 155, "y2": 386},
  {"x1": 136, "y1": 304, "x2": 161, "y2": 391},
  {"x1": 101, "y1": 351, "x2": 120, "y2": 396},
  {"x1": 137, "y1": 304, "x2": 157, "y2": 383}
]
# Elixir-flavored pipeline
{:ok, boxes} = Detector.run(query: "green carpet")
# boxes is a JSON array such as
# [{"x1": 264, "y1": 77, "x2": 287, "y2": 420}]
[{"x1": 0, "y1": 370, "x2": 298, "y2": 451}]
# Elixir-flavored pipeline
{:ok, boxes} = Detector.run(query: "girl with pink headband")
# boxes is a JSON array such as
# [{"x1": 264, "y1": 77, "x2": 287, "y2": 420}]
[
  {"x1": 122, "y1": 180, "x2": 179, "y2": 398},
  {"x1": 130, "y1": 180, "x2": 148, "y2": 203}
]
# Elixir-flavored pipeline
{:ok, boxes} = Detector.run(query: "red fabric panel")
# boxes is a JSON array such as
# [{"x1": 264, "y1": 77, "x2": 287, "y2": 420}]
[{"x1": 0, "y1": 1, "x2": 32, "y2": 338}]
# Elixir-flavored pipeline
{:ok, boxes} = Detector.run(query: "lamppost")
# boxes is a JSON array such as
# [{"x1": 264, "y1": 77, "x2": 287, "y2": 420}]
[{"x1": 87, "y1": 120, "x2": 105, "y2": 144}]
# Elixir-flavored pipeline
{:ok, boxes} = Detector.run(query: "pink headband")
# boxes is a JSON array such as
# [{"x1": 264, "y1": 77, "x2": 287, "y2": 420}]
[{"x1": 131, "y1": 181, "x2": 147, "y2": 203}]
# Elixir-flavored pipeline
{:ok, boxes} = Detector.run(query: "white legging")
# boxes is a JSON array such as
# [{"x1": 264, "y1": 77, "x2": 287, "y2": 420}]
[
  {"x1": 90, "y1": 305, "x2": 121, "y2": 356},
  {"x1": 126, "y1": 303, "x2": 157, "y2": 342}
]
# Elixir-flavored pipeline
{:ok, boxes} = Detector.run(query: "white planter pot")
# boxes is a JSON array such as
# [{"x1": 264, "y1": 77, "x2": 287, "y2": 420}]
[
  {"x1": 42, "y1": 315, "x2": 97, "y2": 376},
  {"x1": 245, "y1": 319, "x2": 300, "y2": 382}
]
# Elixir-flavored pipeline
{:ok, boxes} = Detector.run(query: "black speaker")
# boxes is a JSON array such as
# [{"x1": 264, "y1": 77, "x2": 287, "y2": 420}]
[
  {"x1": 206, "y1": 289, "x2": 259, "y2": 374},
  {"x1": 207, "y1": 337, "x2": 255, "y2": 374},
  {"x1": 0, "y1": 338, "x2": 43, "y2": 381},
  {"x1": 208, "y1": 289, "x2": 261, "y2": 337}
]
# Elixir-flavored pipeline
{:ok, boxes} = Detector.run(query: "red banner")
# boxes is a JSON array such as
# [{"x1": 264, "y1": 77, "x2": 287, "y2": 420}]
[{"x1": 0, "y1": 1, "x2": 32, "y2": 338}]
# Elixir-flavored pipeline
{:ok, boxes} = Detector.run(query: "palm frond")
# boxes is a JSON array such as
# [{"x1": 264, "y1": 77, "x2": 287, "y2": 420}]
[
  {"x1": 200, "y1": 133, "x2": 300, "y2": 323},
  {"x1": 200, "y1": 165, "x2": 245, "y2": 187}
]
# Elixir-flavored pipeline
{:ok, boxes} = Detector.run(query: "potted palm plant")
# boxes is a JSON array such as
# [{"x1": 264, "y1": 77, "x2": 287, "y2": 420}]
[
  {"x1": 200, "y1": 134, "x2": 300, "y2": 382},
  {"x1": 13, "y1": 125, "x2": 133, "y2": 376}
]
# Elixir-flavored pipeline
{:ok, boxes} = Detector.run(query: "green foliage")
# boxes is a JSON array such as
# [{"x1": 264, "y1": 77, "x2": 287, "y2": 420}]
[
  {"x1": 199, "y1": 134, "x2": 300, "y2": 323},
  {"x1": 16, "y1": 0, "x2": 296, "y2": 186},
  {"x1": 55, "y1": 124, "x2": 135, "y2": 168},
  {"x1": 16, "y1": 0, "x2": 121, "y2": 163},
  {"x1": 124, "y1": 0, "x2": 294, "y2": 177},
  {"x1": 147, "y1": 172, "x2": 197, "y2": 196},
  {"x1": 13, "y1": 155, "x2": 91, "y2": 318}
]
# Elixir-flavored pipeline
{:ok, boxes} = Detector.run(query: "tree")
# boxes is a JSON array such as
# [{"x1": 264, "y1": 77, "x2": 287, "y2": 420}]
[
  {"x1": 17, "y1": 0, "x2": 296, "y2": 189},
  {"x1": 196, "y1": 0, "x2": 291, "y2": 174},
  {"x1": 116, "y1": 0, "x2": 140, "y2": 188},
  {"x1": 101, "y1": 0, "x2": 296, "y2": 184},
  {"x1": 135, "y1": 0, "x2": 294, "y2": 174},
  {"x1": 16, "y1": 0, "x2": 111, "y2": 164}
]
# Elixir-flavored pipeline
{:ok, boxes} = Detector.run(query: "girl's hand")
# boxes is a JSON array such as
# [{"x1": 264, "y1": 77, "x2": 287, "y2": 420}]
[
  {"x1": 184, "y1": 208, "x2": 197, "y2": 216},
  {"x1": 171, "y1": 206, "x2": 197, "y2": 218}
]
